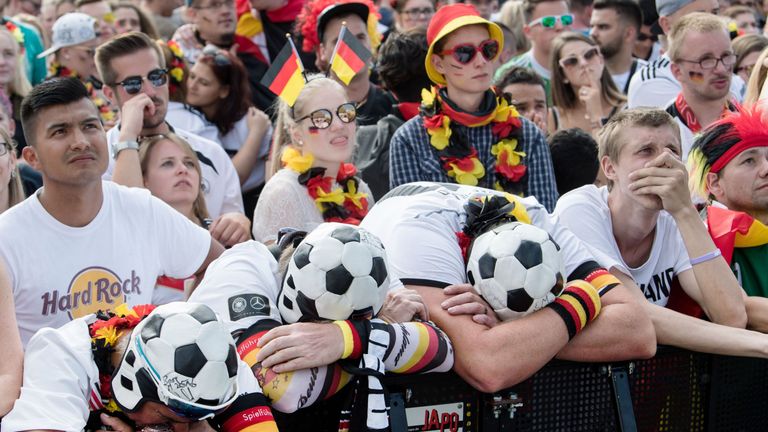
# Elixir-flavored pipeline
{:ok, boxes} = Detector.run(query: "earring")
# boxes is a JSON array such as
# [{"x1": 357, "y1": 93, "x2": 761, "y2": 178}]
[
  {"x1": 297, "y1": 140, "x2": 304, "y2": 147},
  {"x1": 10, "y1": 170, "x2": 15, "y2": 180}
]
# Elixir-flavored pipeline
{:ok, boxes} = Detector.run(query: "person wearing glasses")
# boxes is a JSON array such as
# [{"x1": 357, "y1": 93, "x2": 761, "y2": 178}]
[
  {"x1": 548, "y1": 32, "x2": 626, "y2": 136},
  {"x1": 634, "y1": 0, "x2": 662, "y2": 62},
  {"x1": 627, "y1": 0, "x2": 746, "y2": 109},
  {"x1": 186, "y1": 47, "x2": 272, "y2": 219},
  {"x1": 97, "y1": 32, "x2": 251, "y2": 247},
  {"x1": 2, "y1": 301, "x2": 278, "y2": 432},
  {"x1": 589, "y1": 0, "x2": 648, "y2": 95},
  {"x1": 40, "y1": 13, "x2": 117, "y2": 127},
  {"x1": 495, "y1": 0, "x2": 573, "y2": 104},
  {"x1": 664, "y1": 13, "x2": 740, "y2": 160},
  {"x1": 732, "y1": 34, "x2": 768, "y2": 83},
  {"x1": 253, "y1": 75, "x2": 373, "y2": 243},
  {"x1": 389, "y1": 3, "x2": 558, "y2": 211},
  {"x1": 390, "y1": 0, "x2": 434, "y2": 32}
]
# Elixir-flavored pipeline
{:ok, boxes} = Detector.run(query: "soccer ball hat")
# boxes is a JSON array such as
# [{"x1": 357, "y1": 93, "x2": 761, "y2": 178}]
[
  {"x1": 111, "y1": 302, "x2": 240, "y2": 421},
  {"x1": 425, "y1": 3, "x2": 503, "y2": 86}
]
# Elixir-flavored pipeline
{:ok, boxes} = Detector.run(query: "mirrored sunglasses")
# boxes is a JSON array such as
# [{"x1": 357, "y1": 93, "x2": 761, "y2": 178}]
[
  {"x1": 559, "y1": 47, "x2": 601, "y2": 68},
  {"x1": 295, "y1": 102, "x2": 357, "y2": 129},
  {"x1": 112, "y1": 68, "x2": 169, "y2": 95},
  {"x1": 528, "y1": 14, "x2": 574, "y2": 28},
  {"x1": 439, "y1": 39, "x2": 499, "y2": 65}
]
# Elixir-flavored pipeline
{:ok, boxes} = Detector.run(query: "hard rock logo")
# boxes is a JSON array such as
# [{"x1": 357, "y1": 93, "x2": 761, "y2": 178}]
[{"x1": 41, "y1": 266, "x2": 141, "y2": 318}]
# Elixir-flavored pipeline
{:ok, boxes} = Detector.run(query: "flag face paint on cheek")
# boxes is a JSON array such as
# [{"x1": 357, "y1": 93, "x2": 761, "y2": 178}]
[
  {"x1": 308, "y1": 126, "x2": 320, "y2": 135},
  {"x1": 689, "y1": 71, "x2": 705, "y2": 83}
]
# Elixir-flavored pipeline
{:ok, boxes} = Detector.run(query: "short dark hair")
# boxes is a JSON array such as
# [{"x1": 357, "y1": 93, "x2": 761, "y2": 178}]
[
  {"x1": 548, "y1": 128, "x2": 599, "y2": 195},
  {"x1": 495, "y1": 66, "x2": 546, "y2": 92},
  {"x1": 376, "y1": 27, "x2": 430, "y2": 103},
  {"x1": 95, "y1": 32, "x2": 165, "y2": 88},
  {"x1": 592, "y1": 0, "x2": 642, "y2": 32},
  {"x1": 20, "y1": 78, "x2": 91, "y2": 146}
]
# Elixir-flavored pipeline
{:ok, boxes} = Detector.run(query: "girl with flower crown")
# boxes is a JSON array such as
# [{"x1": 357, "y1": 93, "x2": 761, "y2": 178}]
[
  {"x1": 253, "y1": 75, "x2": 373, "y2": 244},
  {"x1": 388, "y1": 3, "x2": 559, "y2": 211}
]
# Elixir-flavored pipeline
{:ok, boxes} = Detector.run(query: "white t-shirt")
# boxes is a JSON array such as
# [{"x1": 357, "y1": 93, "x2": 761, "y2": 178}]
[
  {"x1": 1, "y1": 312, "x2": 263, "y2": 432},
  {"x1": 611, "y1": 59, "x2": 648, "y2": 94},
  {"x1": 627, "y1": 54, "x2": 746, "y2": 109},
  {"x1": 104, "y1": 124, "x2": 245, "y2": 219},
  {"x1": 553, "y1": 185, "x2": 692, "y2": 306},
  {"x1": 671, "y1": 114, "x2": 696, "y2": 161},
  {"x1": 252, "y1": 168, "x2": 374, "y2": 244},
  {"x1": 360, "y1": 182, "x2": 595, "y2": 288},
  {"x1": 165, "y1": 101, "x2": 220, "y2": 144},
  {"x1": 0, "y1": 181, "x2": 211, "y2": 346}
]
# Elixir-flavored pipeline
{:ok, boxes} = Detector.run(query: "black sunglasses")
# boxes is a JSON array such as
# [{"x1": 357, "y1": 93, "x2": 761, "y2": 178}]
[
  {"x1": 112, "y1": 68, "x2": 169, "y2": 95},
  {"x1": 295, "y1": 102, "x2": 357, "y2": 129},
  {"x1": 637, "y1": 33, "x2": 658, "y2": 42},
  {"x1": 439, "y1": 39, "x2": 499, "y2": 65}
]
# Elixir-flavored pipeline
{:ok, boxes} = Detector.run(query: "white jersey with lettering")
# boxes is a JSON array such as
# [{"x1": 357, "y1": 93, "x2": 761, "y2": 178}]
[
  {"x1": 359, "y1": 182, "x2": 597, "y2": 288},
  {"x1": 0, "y1": 181, "x2": 211, "y2": 346},
  {"x1": 553, "y1": 185, "x2": 692, "y2": 306}
]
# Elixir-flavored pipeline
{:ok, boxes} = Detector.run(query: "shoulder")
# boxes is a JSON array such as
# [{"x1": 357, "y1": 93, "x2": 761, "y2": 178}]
[
  {"x1": 174, "y1": 128, "x2": 228, "y2": 157},
  {"x1": 391, "y1": 116, "x2": 426, "y2": 140},
  {"x1": 556, "y1": 185, "x2": 606, "y2": 211}
]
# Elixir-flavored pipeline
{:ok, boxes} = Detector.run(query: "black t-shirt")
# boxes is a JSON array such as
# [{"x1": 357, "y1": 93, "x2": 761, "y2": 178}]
[{"x1": 356, "y1": 84, "x2": 396, "y2": 126}]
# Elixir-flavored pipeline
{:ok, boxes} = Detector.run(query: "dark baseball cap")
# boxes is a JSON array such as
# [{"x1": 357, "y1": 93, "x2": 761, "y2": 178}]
[{"x1": 316, "y1": 2, "x2": 370, "y2": 44}]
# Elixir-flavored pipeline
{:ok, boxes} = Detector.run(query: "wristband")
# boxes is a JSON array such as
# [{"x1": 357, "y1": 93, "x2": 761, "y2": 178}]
[
  {"x1": 584, "y1": 268, "x2": 621, "y2": 296},
  {"x1": 689, "y1": 248, "x2": 722, "y2": 266},
  {"x1": 547, "y1": 280, "x2": 602, "y2": 340},
  {"x1": 333, "y1": 320, "x2": 364, "y2": 359}
]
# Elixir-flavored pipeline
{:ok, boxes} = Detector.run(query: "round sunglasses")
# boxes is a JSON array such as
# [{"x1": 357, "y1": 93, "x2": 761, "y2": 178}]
[
  {"x1": 295, "y1": 102, "x2": 357, "y2": 129},
  {"x1": 439, "y1": 39, "x2": 499, "y2": 65},
  {"x1": 111, "y1": 68, "x2": 169, "y2": 95},
  {"x1": 559, "y1": 47, "x2": 601, "y2": 69}
]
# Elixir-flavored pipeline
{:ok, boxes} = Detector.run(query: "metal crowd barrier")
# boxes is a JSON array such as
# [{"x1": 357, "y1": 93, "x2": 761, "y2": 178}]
[{"x1": 273, "y1": 346, "x2": 768, "y2": 431}]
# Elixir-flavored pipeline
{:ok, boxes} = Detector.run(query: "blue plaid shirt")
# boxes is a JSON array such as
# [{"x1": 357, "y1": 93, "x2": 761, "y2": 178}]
[{"x1": 389, "y1": 115, "x2": 559, "y2": 211}]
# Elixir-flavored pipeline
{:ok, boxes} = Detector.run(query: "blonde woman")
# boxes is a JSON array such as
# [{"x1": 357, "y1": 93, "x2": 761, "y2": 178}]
[
  {"x1": 255, "y1": 75, "x2": 373, "y2": 244},
  {"x1": 743, "y1": 46, "x2": 768, "y2": 104},
  {"x1": 0, "y1": 128, "x2": 24, "y2": 214},
  {"x1": 0, "y1": 23, "x2": 31, "y2": 148}
]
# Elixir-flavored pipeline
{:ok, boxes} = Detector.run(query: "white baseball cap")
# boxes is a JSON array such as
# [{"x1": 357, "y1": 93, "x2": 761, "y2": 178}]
[{"x1": 38, "y1": 13, "x2": 98, "y2": 58}]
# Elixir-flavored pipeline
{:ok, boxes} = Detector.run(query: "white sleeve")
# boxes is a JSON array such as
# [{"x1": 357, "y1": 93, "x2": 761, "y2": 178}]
[
  {"x1": 149, "y1": 194, "x2": 212, "y2": 278},
  {"x1": 189, "y1": 241, "x2": 283, "y2": 338},
  {"x1": 217, "y1": 149, "x2": 246, "y2": 215},
  {"x1": 670, "y1": 223, "x2": 693, "y2": 275},
  {"x1": 385, "y1": 218, "x2": 466, "y2": 288},
  {"x1": 252, "y1": 172, "x2": 322, "y2": 243},
  {"x1": 2, "y1": 326, "x2": 92, "y2": 432},
  {"x1": 627, "y1": 77, "x2": 678, "y2": 109}
]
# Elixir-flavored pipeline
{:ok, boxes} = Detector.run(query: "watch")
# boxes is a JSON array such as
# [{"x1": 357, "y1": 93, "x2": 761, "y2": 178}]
[{"x1": 111, "y1": 139, "x2": 139, "y2": 159}]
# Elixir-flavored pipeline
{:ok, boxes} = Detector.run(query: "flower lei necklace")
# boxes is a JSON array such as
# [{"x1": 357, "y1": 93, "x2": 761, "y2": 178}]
[
  {"x1": 421, "y1": 86, "x2": 528, "y2": 194},
  {"x1": 89, "y1": 303, "x2": 156, "y2": 413},
  {"x1": 48, "y1": 63, "x2": 116, "y2": 124},
  {"x1": 281, "y1": 147, "x2": 369, "y2": 225}
]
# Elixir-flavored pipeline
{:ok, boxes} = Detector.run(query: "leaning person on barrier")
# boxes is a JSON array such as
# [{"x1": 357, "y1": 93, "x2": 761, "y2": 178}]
[
  {"x1": 1, "y1": 302, "x2": 278, "y2": 432},
  {"x1": 688, "y1": 106, "x2": 768, "y2": 327},
  {"x1": 555, "y1": 107, "x2": 768, "y2": 357},
  {"x1": 359, "y1": 182, "x2": 656, "y2": 393},
  {"x1": 188, "y1": 223, "x2": 454, "y2": 430}
]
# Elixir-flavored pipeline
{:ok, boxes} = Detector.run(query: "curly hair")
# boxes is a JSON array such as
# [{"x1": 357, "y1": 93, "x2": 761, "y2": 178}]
[{"x1": 296, "y1": 0, "x2": 382, "y2": 53}]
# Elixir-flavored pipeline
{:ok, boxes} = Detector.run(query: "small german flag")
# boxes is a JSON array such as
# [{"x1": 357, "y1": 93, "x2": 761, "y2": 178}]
[
  {"x1": 330, "y1": 24, "x2": 372, "y2": 85},
  {"x1": 260, "y1": 36, "x2": 305, "y2": 106}
]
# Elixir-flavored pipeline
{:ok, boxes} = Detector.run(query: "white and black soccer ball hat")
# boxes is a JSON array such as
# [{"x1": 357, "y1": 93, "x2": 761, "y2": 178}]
[
  {"x1": 279, "y1": 223, "x2": 390, "y2": 323},
  {"x1": 111, "y1": 302, "x2": 240, "y2": 420}
]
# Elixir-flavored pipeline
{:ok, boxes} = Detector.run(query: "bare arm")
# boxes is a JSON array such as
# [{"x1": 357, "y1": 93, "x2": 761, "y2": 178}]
[
  {"x1": 613, "y1": 270, "x2": 768, "y2": 358},
  {"x1": 0, "y1": 259, "x2": 22, "y2": 417},
  {"x1": 630, "y1": 151, "x2": 747, "y2": 328},
  {"x1": 745, "y1": 296, "x2": 768, "y2": 333},
  {"x1": 230, "y1": 108, "x2": 270, "y2": 186},
  {"x1": 111, "y1": 94, "x2": 158, "y2": 188},
  {"x1": 556, "y1": 283, "x2": 656, "y2": 362}
]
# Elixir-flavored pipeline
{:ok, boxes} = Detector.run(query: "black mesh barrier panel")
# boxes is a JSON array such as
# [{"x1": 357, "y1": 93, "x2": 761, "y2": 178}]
[
  {"x1": 707, "y1": 355, "x2": 768, "y2": 432},
  {"x1": 268, "y1": 348, "x2": 768, "y2": 432}
]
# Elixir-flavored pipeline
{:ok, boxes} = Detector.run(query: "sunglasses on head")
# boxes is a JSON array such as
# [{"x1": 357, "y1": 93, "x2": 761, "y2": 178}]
[
  {"x1": 295, "y1": 102, "x2": 357, "y2": 129},
  {"x1": 133, "y1": 337, "x2": 237, "y2": 421},
  {"x1": 439, "y1": 39, "x2": 499, "y2": 65},
  {"x1": 528, "y1": 14, "x2": 574, "y2": 29},
  {"x1": 201, "y1": 45, "x2": 231, "y2": 66},
  {"x1": 637, "y1": 32, "x2": 658, "y2": 42},
  {"x1": 559, "y1": 46, "x2": 601, "y2": 68},
  {"x1": 112, "y1": 68, "x2": 168, "y2": 95}
]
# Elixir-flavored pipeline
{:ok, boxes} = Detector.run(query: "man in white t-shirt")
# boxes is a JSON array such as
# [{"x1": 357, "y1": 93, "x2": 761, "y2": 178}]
[
  {"x1": 626, "y1": 0, "x2": 745, "y2": 109},
  {"x1": 361, "y1": 182, "x2": 656, "y2": 393},
  {"x1": 0, "y1": 78, "x2": 223, "y2": 346},
  {"x1": 555, "y1": 107, "x2": 768, "y2": 358},
  {"x1": 95, "y1": 32, "x2": 251, "y2": 247}
]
